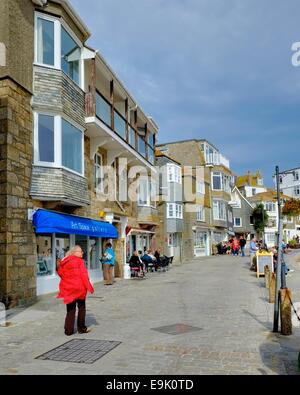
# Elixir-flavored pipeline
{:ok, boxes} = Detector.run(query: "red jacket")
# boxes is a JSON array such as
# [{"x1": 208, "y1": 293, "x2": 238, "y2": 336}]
[
  {"x1": 231, "y1": 240, "x2": 240, "y2": 250},
  {"x1": 57, "y1": 255, "x2": 94, "y2": 304}
]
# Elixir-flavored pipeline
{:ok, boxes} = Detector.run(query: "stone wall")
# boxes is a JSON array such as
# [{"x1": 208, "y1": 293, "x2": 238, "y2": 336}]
[
  {"x1": 0, "y1": 78, "x2": 36, "y2": 307},
  {"x1": 30, "y1": 166, "x2": 90, "y2": 206},
  {"x1": 0, "y1": 0, "x2": 34, "y2": 93},
  {"x1": 33, "y1": 66, "x2": 86, "y2": 128}
]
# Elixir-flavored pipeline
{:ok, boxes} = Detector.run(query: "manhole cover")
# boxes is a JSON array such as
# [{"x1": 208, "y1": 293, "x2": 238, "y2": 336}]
[
  {"x1": 151, "y1": 324, "x2": 202, "y2": 335},
  {"x1": 36, "y1": 339, "x2": 121, "y2": 364}
]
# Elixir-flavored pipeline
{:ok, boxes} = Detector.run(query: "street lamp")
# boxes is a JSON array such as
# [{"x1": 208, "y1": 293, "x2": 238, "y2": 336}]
[{"x1": 273, "y1": 166, "x2": 295, "y2": 332}]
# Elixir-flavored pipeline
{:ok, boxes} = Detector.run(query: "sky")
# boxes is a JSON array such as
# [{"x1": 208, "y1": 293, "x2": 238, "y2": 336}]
[{"x1": 70, "y1": 0, "x2": 300, "y2": 187}]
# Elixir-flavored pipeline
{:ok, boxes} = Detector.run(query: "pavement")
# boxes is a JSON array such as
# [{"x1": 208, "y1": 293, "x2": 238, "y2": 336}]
[{"x1": 0, "y1": 252, "x2": 300, "y2": 375}]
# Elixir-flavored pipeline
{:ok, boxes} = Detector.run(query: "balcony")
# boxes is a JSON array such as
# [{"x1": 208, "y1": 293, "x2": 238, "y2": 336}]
[
  {"x1": 85, "y1": 90, "x2": 155, "y2": 168},
  {"x1": 137, "y1": 206, "x2": 159, "y2": 226},
  {"x1": 219, "y1": 154, "x2": 230, "y2": 169}
]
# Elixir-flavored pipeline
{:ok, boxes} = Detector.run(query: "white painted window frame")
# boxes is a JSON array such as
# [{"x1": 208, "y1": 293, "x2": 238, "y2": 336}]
[
  {"x1": 213, "y1": 200, "x2": 227, "y2": 221},
  {"x1": 196, "y1": 205, "x2": 205, "y2": 222},
  {"x1": 34, "y1": 112, "x2": 84, "y2": 177},
  {"x1": 34, "y1": 11, "x2": 83, "y2": 89},
  {"x1": 196, "y1": 180, "x2": 205, "y2": 194},
  {"x1": 234, "y1": 217, "x2": 242, "y2": 227},
  {"x1": 212, "y1": 171, "x2": 223, "y2": 191}
]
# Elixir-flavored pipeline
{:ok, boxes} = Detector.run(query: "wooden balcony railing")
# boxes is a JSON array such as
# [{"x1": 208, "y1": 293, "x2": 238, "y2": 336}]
[{"x1": 85, "y1": 89, "x2": 155, "y2": 165}]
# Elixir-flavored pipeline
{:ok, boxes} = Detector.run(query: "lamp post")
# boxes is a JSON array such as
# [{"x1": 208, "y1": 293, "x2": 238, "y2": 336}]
[{"x1": 273, "y1": 166, "x2": 283, "y2": 333}]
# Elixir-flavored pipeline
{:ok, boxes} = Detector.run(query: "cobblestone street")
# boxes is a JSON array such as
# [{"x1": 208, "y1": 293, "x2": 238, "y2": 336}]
[{"x1": 0, "y1": 253, "x2": 300, "y2": 375}]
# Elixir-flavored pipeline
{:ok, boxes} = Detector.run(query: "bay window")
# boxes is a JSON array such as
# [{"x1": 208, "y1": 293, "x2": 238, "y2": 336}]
[
  {"x1": 62, "y1": 119, "x2": 83, "y2": 174},
  {"x1": 213, "y1": 200, "x2": 227, "y2": 221},
  {"x1": 167, "y1": 203, "x2": 183, "y2": 219},
  {"x1": 38, "y1": 114, "x2": 54, "y2": 163},
  {"x1": 167, "y1": 164, "x2": 182, "y2": 184},
  {"x1": 61, "y1": 26, "x2": 80, "y2": 85},
  {"x1": 35, "y1": 113, "x2": 84, "y2": 176},
  {"x1": 35, "y1": 13, "x2": 82, "y2": 87},
  {"x1": 36, "y1": 17, "x2": 55, "y2": 66}
]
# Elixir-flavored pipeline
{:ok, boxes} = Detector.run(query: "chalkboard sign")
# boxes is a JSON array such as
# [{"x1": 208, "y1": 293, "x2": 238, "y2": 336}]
[{"x1": 256, "y1": 252, "x2": 274, "y2": 278}]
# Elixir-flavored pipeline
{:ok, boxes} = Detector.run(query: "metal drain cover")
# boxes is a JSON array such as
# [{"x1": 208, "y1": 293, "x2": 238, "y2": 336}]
[
  {"x1": 36, "y1": 339, "x2": 121, "y2": 364},
  {"x1": 151, "y1": 324, "x2": 202, "y2": 335}
]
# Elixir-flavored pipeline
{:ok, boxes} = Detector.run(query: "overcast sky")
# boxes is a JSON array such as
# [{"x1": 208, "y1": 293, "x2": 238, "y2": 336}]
[{"x1": 71, "y1": 0, "x2": 300, "y2": 186}]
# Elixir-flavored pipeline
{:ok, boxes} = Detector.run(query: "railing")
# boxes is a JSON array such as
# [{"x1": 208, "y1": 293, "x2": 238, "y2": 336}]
[
  {"x1": 86, "y1": 89, "x2": 155, "y2": 165},
  {"x1": 128, "y1": 125, "x2": 136, "y2": 149},
  {"x1": 114, "y1": 110, "x2": 126, "y2": 140},
  {"x1": 96, "y1": 91, "x2": 111, "y2": 127},
  {"x1": 219, "y1": 154, "x2": 230, "y2": 169}
]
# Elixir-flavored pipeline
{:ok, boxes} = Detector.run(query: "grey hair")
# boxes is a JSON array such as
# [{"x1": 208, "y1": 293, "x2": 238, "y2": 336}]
[{"x1": 65, "y1": 245, "x2": 82, "y2": 258}]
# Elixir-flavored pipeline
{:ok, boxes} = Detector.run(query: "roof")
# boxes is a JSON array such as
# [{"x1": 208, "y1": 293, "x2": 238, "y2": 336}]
[
  {"x1": 236, "y1": 171, "x2": 263, "y2": 188},
  {"x1": 248, "y1": 190, "x2": 290, "y2": 203},
  {"x1": 157, "y1": 139, "x2": 200, "y2": 146},
  {"x1": 33, "y1": 0, "x2": 91, "y2": 41},
  {"x1": 157, "y1": 138, "x2": 220, "y2": 151},
  {"x1": 231, "y1": 186, "x2": 254, "y2": 208},
  {"x1": 155, "y1": 149, "x2": 181, "y2": 165}
]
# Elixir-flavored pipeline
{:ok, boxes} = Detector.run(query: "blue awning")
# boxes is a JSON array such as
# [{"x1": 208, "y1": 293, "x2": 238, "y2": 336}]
[{"x1": 33, "y1": 209, "x2": 118, "y2": 239}]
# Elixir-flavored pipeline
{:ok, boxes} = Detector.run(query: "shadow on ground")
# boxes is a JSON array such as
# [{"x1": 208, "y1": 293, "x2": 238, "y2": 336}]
[{"x1": 259, "y1": 334, "x2": 300, "y2": 375}]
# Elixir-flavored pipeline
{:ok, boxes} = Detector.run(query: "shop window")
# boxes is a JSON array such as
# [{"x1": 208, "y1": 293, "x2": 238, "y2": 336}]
[
  {"x1": 55, "y1": 233, "x2": 70, "y2": 269},
  {"x1": 89, "y1": 237, "x2": 101, "y2": 270},
  {"x1": 36, "y1": 234, "x2": 54, "y2": 276}
]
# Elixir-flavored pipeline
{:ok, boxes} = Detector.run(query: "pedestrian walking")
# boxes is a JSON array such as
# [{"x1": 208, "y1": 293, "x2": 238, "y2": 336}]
[
  {"x1": 102, "y1": 242, "x2": 115, "y2": 285},
  {"x1": 57, "y1": 245, "x2": 94, "y2": 336}
]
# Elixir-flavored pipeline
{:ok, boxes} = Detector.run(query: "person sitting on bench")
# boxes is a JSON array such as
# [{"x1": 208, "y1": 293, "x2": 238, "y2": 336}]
[{"x1": 129, "y1": 251, "x2": 144, "y2": 277}]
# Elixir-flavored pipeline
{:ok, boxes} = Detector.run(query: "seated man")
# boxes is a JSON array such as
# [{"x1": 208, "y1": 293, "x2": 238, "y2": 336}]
[{"x1": 141, "y1": 249, "x2": 156, "y2": 272}]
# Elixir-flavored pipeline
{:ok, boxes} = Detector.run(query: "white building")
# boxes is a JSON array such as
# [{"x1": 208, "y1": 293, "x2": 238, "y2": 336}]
[{"x1": 275, "y1": 167, "x2": 300, "y2": 199}]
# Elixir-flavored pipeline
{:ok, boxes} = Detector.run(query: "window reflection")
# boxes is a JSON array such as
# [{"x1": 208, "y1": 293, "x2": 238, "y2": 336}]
[
  {"x1": 36, "y1": 234, "x2": 54, "y2": 276},
  {"x1": 61, "y1": 26, "x2": 80, "y2": 84}
]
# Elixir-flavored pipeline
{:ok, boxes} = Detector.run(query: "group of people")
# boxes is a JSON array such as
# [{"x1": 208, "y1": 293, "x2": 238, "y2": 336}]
[
  {"x1": 128, "y1": 248, "x2": 167, "y2": 277},
  {"x1": 217, "y1": 236, "x2": 247, "y2": 257}
]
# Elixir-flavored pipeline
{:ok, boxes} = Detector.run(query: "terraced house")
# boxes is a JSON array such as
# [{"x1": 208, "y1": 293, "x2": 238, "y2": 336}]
[
  {"x1": 0, "y1": 0, "x2": 158, "y2": 306},
  {"x1": 157, "y1": 139, "x2": 234, "y2": 259}
]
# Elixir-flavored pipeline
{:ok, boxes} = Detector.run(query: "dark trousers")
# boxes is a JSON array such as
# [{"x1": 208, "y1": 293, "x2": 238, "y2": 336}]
[{"x1": 64, "y1": 299, "x2": 87, "y2": 335}]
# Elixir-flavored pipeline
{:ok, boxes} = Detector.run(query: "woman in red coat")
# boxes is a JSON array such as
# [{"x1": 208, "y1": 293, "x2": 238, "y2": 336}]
[{"x1": 57, "y1": 245, "x2": 94, "y2": 336}]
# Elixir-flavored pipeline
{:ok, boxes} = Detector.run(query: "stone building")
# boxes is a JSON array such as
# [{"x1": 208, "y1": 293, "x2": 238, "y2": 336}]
[
  {"x1": 198, "y1": 140, "x2": 235, "y2": 246},
  {"x1": 157, "y1": 140, "x2": 213, "y2": 260},
  {"x1": 157, "y1": 139, "x2": 235, "y2": 259},
  {"x1": 155, "y1": 150, "x2": 183, "y2": 264},
  {"x1": 0, "y1": 0, "x2": 158, "y2": 306},
  {"x1": 235, "y1": 170, "x2": 267, "y2": 198},
  {"x1": 230, "y1": 186, "x2": 255, "y2": 238}
]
